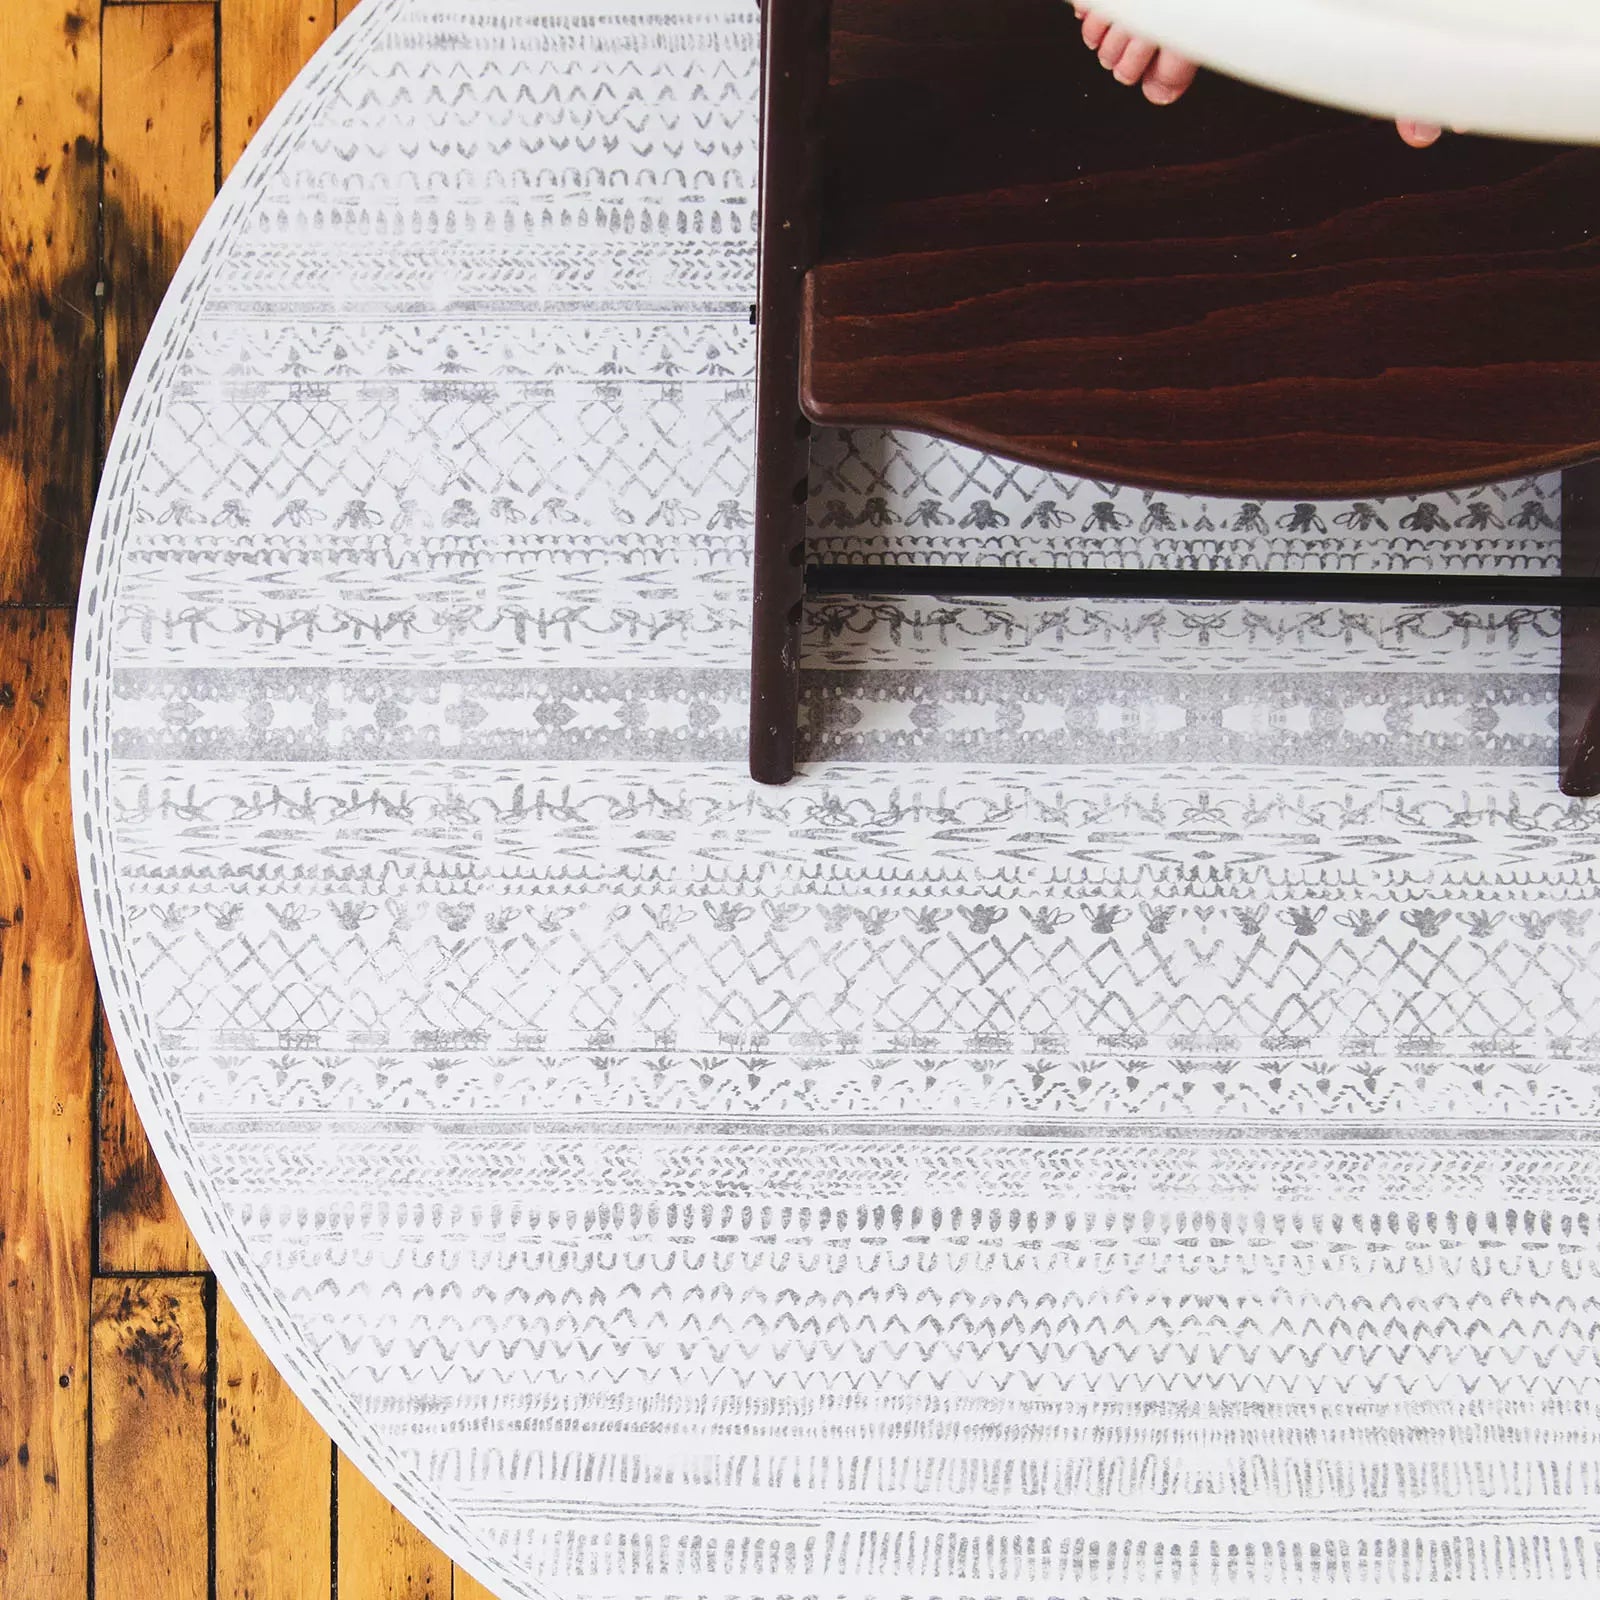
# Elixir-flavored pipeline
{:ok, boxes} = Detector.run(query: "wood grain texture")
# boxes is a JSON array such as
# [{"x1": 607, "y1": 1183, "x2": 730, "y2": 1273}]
[
  {"x1": 801, "y1": 0, "x2": 1600, "y2": 495},
  {"x1": 102, "y1": 3, "x2": 219, "y2": 443},
  {"x1": 98, "y1": 1012, "x2": 206, "y2": 1273},
  {"x1": 0, "y1": 611, "x2": 96, "y2": 1595},
  {"x1": 337, "y1": 1453, "x2": 453, "y2": 1600},
  {"x1": 90, "y1": 1275, "x2": 211, "y2": 1600},
  {"x1": 95, "y1": 1, "x2": 217, "y2": 1279},
  {"x1": 454, "y1": 1570, "x2": 500, "y2": 1600},
  {"x1": 221, "y1": 0, "x2": 333, "y2": 177},
  {"x1": 0, "y1": 0, "x2": 101, "y2": 603},
  {"x1": 215, "y1": 1287, "x2": 331, "y2": 1600}
]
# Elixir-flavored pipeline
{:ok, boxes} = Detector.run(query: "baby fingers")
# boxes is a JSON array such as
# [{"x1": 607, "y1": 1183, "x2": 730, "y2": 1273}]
[
  {"x1": 1395, "y1": 118, "x2": 1443, "y2": 147},
  {"x1": 1112, "y1": 36, "x2": 1160, "y2": 86},
  {"x1": 1143, "y1": 48, "x2": 1198, "y2": 106}
]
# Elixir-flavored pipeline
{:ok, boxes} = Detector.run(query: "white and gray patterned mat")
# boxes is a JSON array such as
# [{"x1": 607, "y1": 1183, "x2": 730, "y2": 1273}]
[{"x1": 74, "y1": 3, "x2": 1600, "y2": 1597}]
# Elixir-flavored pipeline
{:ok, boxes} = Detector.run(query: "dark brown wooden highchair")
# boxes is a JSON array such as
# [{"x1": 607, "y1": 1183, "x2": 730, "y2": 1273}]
[{"x1": 749, "y1": 0, "x2": 1600, "y2": 788}]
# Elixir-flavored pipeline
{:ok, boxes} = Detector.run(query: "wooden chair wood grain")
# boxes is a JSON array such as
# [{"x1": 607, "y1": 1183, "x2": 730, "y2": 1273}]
[{"x1": 750, "y1": 0, "x2": 1600, "y2": 790}]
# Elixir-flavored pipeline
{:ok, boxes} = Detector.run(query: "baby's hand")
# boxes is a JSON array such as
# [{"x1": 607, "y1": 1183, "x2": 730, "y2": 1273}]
[
  {"x1": 1074, "y1": 5, "x2": 1448, "y2": 145},
  {"x1": 1395, "y1": 119, "x2": 1444, "y2": 147},
  {"x1": 1074, "y1": 6, "x2": 1197, "y2": 105}
]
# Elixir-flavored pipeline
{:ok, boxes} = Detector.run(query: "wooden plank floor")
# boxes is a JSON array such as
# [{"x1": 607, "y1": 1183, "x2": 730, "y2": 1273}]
[{"x1": 1, "y1": 2, "x2": 494, "y2": 1594}]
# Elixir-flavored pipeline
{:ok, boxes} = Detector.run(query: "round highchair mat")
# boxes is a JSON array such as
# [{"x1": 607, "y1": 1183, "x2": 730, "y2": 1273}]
[{"x1": 75, "y1": 3, "x2": 1600, "y2": 1596}]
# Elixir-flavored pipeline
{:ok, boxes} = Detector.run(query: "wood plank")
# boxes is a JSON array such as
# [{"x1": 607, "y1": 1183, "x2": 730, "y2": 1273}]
[
  {"x1": 0, "y1": 611, "x2": 96, "y2": 1593},
  {"x1": 90, "y1": 1275, "x2": 211, "y2": 1600},
  {"x1": 221, "y1": 0, "x2": 334, "y2": 177},
  {"x1": 337, "y1": 1453, "x2": 452, "y2": 1600},
  {"x1": 453, "y1": 1569, "x2": 499, "y2": 1600},
  {"x1": 215, "y1": 1287, "x2": 332, "y2": 1600},
  {"x1": 97, "y1": 1010, "x2": 206, "y2": 1272},
  {"x1": 334, "y1": 0, "x2": 364, "y2": 23},
  {"x1": 101, "y1": 2, "x2": 218, "y2": 444},
  {"x1": 0, "y1": 2, "x2": 101, "y2": 603}
]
